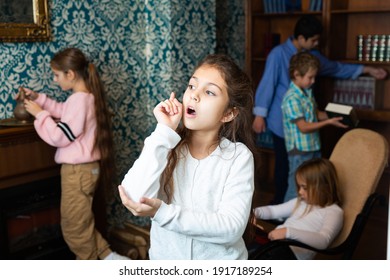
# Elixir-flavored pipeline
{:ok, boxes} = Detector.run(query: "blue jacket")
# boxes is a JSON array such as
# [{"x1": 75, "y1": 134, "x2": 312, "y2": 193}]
[{"x1": 253, "y1": 37, "x2": 363, "y2": 137}]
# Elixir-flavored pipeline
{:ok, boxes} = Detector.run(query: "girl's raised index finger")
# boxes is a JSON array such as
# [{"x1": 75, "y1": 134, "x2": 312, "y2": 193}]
[
  {"x1": 169, "y1": 92, "x2": 176, "y2": 100},
  {"x1": 169, "y1": 92, "x2": 180, "y2": 114}
]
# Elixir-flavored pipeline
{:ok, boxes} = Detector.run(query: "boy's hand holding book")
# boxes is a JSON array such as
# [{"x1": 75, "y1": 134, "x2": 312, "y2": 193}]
[{"x1": 325, "y1": 102, "x2": 359, "y2": 127}]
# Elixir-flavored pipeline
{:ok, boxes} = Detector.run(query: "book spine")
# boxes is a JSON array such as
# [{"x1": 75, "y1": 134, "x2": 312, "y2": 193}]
[
  {"x1": 268, "y1": 0, "x2": 274, "y2": 13},
  {"x1": 309, "y1": 0, "x2": 316, "y2": 11},
  {"x1": 283, "y1": 0, "x2": 308, "y2": 12},
  {"x1": 278, "y1": 0, "x2": 285, "y2": 13},
  {"x1": 364, "y1": 35, "x2": 372, "y2": 61},
  {"x1": 281, "y1": 0, "x2": 286, "y2": 12},
  {"x1": 333, "y1": 80, "x2": 341, "y2": 103},
  {"x1": 277, "y1": 0, "x2": 286, "y2": 13},
  {"x1": 316, "y1": 0, "x2": 322, "y2": 11},
  {"x1": 386, "y1": 35, "x2": 390, "y2": 62},
  {"x1": 357, "y1": 79, "x2": 367, "y2": 108},
  {"x1": 379, "y1": 35, "x2": 386, "y2": 62},
  {"x1": 371, "y1": 34, "x2": 379, "y2": 62},
  {"x1": 263, "y1": 0, "x2": 269, "y2": 13},
  {"x1": 341, "y1": 80, "x2": 349, "y2": 105},
  {"x1": 350, "y1": 79, "x2": 359, "y2": 107},
  {"x1": 275, "y1": 0, "x2": 280, "y2": 13},
  {"x1": 301, "y1": 0, "x2": 310, "y2": 11},
  {"x1": 365, "y1": 77, "x2": 375, "y2": 109},
  {"x1": 337, "y1": 80, "x2": 346, "y2": 104},
  {"x1": 345, "y1": 80, "x2": 353, "y2": 106},
  {"x1": 353, "y1": 77, "x2": 375, "y2": 109},
  {"x1": 357, "y1": 78, "x2": 368, "y2": 109},
  {"x1": 357, "y1": 35, "x2": 364, "y2": 61}
]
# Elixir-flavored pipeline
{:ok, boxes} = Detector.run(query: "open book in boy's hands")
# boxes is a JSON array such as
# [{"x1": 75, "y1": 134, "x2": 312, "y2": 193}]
[{"x1": 325, "y1": 102, "x2": 359, "y2": 127}]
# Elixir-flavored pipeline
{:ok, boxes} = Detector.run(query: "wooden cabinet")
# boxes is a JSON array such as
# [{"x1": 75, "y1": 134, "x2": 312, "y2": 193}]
[
  {"x1": 0, "y1": 125, "x2": 59, "y2": 189},
  {"x1": 0, "y1": 125, "x2": 72, "y2": 259}
]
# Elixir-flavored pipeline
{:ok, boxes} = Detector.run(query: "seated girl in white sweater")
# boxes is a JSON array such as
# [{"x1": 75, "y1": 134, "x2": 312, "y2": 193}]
[{"x1": 253, "y1": 158, "x2": 344, "y2": 260}]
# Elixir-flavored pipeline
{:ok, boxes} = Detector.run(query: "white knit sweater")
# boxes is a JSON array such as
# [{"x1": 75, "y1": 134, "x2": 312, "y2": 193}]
[
  {"x1": 255, "y1": 198, "x2": 343, "y2": 260},
  {"x1": 122, "y1": 124, "x2": 254, "y2": 259}
]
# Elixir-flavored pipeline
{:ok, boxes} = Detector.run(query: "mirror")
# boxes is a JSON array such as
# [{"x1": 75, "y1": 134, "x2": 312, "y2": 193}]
[{"x1": 0, "y1": 0, "x2": 50, "y2": 42}]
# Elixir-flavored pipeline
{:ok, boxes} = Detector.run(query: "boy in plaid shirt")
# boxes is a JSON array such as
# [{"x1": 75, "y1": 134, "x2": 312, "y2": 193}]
[{"x1": 282, "y1": 52, "x2": 347, "y2": 202}]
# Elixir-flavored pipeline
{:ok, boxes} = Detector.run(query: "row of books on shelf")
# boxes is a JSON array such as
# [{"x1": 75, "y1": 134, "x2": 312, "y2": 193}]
[
  {"x1": 332, "y1": 76, "x2": 383, "y2": 110},
  {"x1": 263, "y1": 0, "x2": 322, "y2": 14},
  {"x1": 357, "y1": 34, "x2": 390, "y2": 62}
]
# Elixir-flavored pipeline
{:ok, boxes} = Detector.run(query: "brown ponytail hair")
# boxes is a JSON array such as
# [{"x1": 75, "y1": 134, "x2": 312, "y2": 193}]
[{"x1": 50, "y1": 47, "x2": 115, "y2": 193}]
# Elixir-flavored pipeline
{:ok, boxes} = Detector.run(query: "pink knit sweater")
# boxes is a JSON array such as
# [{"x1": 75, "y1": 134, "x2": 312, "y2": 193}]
[{"x1": 34, "y1": 92, "x2": 100, "y2": 164}]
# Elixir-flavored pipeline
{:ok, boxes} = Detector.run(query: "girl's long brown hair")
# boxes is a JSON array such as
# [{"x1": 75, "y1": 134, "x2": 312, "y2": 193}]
[
  {"x1": 161, "y1": 53, "x2": 257, "y2": 244},
  {"x1": 51, "y1": 48, "x2": 115, "y2": 194},
  {"x1": 295, "y1": 158, "x2": 341, "y2": 215}
]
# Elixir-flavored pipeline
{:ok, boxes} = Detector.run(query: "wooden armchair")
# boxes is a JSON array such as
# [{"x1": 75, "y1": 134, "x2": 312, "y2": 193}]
[{"x1": 250, "y1": 128, "x2": 389, "y2": 260}]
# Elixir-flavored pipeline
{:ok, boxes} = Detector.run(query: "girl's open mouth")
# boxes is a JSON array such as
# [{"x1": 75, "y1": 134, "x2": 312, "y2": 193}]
[{"x1": 187, "y1": 106, "x2": 196, "y2": 115}]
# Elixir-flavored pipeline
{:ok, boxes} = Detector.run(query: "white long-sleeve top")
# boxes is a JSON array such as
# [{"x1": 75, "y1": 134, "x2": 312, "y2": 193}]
[
  {"x1": 254, "y1": 198, "x2": 343, "y2": 260},
  {"x1": 121, "y1": 124, "x2": 255, "y2": 260}
]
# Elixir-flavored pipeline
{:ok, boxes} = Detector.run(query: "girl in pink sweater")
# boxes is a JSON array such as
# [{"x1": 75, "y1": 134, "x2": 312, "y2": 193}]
[{"x1": 24, "y1": 48, "x2": 128, "y2": 260}]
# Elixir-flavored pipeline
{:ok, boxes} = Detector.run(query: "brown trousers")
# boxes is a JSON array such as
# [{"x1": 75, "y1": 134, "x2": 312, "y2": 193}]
[{"x1": 60, "y1": 162, "x2": 111, "y2": 260}]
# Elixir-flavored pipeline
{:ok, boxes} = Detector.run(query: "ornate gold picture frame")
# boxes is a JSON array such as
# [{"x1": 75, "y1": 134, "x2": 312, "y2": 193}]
[{"x1": 0, "y1": 0, "x2": 50, "y2": 42}]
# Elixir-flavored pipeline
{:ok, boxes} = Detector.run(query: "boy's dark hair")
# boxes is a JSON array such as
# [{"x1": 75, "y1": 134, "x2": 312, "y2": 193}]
[
  {"x1": 294, "y1": 15, "x2": 323, "y2": 40},
  {"x1": 289, "y1": 51, "x2": 320, "y2": 79}
]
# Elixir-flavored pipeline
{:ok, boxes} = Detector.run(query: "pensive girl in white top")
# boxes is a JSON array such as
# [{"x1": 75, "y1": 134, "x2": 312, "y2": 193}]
[
  {"x1": 253, "y1": 158, "x2": 344, "y2": 260},
  {"x1": 118, "y1": 54, "x2": 257, "y2": 259}
]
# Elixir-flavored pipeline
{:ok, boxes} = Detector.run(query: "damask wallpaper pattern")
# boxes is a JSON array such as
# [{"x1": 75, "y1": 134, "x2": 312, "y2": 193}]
[{"x1": 0, "y1": 0, "x2": 245, "y2": 229}]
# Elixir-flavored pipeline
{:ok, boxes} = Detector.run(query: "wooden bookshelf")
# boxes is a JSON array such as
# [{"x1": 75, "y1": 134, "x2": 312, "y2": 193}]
[
  {"x1": 357, "y1": 109, "x2": 390, "y2": 122},
  {"x1": 245, "y1": 0, "x2": 390, "y2": 147},
  {"x1": 245, "y1": 1, "x2": 390, "y2": 258}
]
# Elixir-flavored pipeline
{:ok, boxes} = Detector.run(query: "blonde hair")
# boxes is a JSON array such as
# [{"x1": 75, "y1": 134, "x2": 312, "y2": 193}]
[
  {"x1": 295, "y1": 158, "x2": 340, "y2": 213},
  {"x1": 289, "y1": 51, "x2": 320, "y2": 80}
]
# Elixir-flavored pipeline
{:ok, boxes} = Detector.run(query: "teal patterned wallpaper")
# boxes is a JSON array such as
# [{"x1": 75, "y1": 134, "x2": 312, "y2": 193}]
[
  {"x1": 0, "y1": 0, "x2": 245, "y2": 229},
  {"x1": 216, "y1": 0, "x2": 246, "y2": 68}
]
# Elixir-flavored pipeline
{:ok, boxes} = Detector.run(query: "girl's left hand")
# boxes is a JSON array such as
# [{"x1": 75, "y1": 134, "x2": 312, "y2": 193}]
[
  {"x1": 24, "y1": 99, "x2": 43, "y2": 117},
  {"x1": 268, "y1": 228, "x2": 287, "y2": 240},
  {"x1": 118, "y1": 185, "x2": 162, "y2": 217}
]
